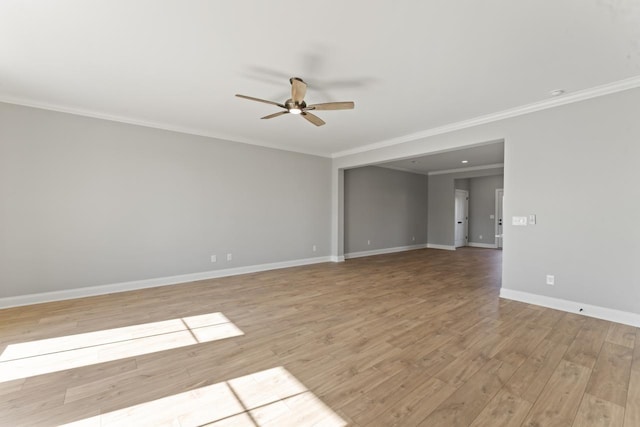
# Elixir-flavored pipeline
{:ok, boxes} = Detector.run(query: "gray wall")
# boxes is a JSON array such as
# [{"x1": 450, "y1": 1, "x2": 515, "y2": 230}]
[
  {"x1": 469, "y1": 175, "x2": 504, "y2": 245},
  {"x1": 0, "y1": 103, "x2": 332, "y2": 298},
  {"x1": 335, "y1": 88, "x2": 640, "y2": 316},
  {"x1": 427, "y1": 168, "x2": 504, "y2": 247},
  {"x1": 501, "y1": 92, "x2": 640, "y2": 314},
  {"x1": 454, "y1": 178, "x2": 470, "y2": 191},
  {"x1": 344, "y1": 166, "x2": 427, "y2": 254}
]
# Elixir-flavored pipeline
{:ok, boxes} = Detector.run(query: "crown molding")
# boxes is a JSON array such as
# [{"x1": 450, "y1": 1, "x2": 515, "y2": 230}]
[
  {"x1": 0, "y1": 96, "x2": 331, "y2": 158},
  {"x1": 3, "y1": 75, "x2": 640, "y2": 161},
  {"x1": 331, "y1": 75, "x2": 640, "y2": 158},
  {"x1": 428, "y1": 163, "x2": 504, "y2": 176}
]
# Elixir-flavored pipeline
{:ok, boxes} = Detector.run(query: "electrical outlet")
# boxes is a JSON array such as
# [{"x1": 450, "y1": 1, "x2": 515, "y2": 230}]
[
  {"x1": 479, "y1": 235, "x2": 483, "y2": 240},
  {"x1": 412, "y1": 236, "x2": 415, "y2": 241},
  {"x1": 367, "y1": 240, "x2": 371, "y2": 245},
  {"x1": 546, "y1": 275, "x2": 555, "y2": 286},
  {"x1": 312, "y1": 245, "x2": 317, "y2": 252},
  {"x1": 210, "y1": 255, "x2": 217, "y2": 263},
  {"x1": 227, "y1": 253, "x2": 232, "y2": 261}
]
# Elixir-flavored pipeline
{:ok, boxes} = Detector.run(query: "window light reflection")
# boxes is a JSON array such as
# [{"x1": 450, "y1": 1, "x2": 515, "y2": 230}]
[
  {"x1": 0, "y1": 312, "x2": 243, "y2": 383},
  {"x1": 60, "y1": 367, "x2": 346, "y2": 427}
]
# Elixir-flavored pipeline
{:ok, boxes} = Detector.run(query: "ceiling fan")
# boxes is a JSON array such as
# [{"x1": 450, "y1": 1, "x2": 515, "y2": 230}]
[{"x1": 235, "y1": 77, "x2": 354, "y2": 127}]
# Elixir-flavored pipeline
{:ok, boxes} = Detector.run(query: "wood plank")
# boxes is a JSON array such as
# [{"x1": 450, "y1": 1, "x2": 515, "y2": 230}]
[
  {"x1": 545, "y1": 313, "x2": 586, "y2": 346},
  {"x1": 315, "y1": 365, "x2": 389, "y2": 410},
  {"x1": 605, "y1": 323, "x2": 636, "y2": 349},
  {"x1": 573, "y1": 393, "x2": 624, "y2": 427},
  {"x1": 585, "y1": 342, "x2": 633, "y2": 407},
  {"x1": 492, "y1": 322, "x2": 551, "y2": 368},
  {"x1": 381, "y1": 376, "x2": 456, "y2": 426},
  {"x1": 340, "y1": 369, "x2": 421, "y2": 425},
  {"x1": 468, "y1": 388, "x2": 531, "y2": 427},
  {"x1": 505, "y1": 338, "x2": 569, "y2": 403},
  {"x1": 624, "y1": 369, "x2": 640, "y2": 427},
  {"x1": 0, "y1": 378, "x2": 25, "y2": 398},
  {"x1": 435, "y1": 332, "x2": 511, "y2": 388},
  {"x1": 631, "y1": 328, "x2": 640, "y2": 373},
  {"x1": 564, "y1": 318, "x2": 608, "y2": 369},
  {"x1": 251, "y1": 391, "x2": 347, "y2": 426},
  {"x1": 420, "y1": 358, "x2": 517, "y2": 427},
  {"x1": 521, "y1": 360, "x2": 591, "y2": 427},
  {"x1": 416, "y1": 349, "x2": 457, "y2": 377}
]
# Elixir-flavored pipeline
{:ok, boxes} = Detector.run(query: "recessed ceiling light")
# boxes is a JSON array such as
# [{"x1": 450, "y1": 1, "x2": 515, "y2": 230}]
[
  {"x1": 461, "y1": 160, "x2": 469, "y2": 164},
  {"x1": 550, "y1": 89, "x2": 565, "y2": 97}
]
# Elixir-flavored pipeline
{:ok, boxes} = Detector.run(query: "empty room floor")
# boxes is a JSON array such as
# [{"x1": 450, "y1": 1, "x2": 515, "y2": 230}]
[{"x1": 0, "y1": 248, "x2": 638, "y2": 426}]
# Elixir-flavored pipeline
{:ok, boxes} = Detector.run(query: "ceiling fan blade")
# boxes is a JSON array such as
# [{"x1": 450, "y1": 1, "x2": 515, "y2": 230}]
[
  {"x1": 306, "y1": 101, "x2": 355, "y2": 111},
  {"x1": 261, "y1": 111, "x2": 288, "y2": 120},
  {"x1": 290, "y1": 77, "x2": 307, "y2": 104},
  {"x1": 235, "y1": 94, "x2": 285, "y2": 108},
  {"x1": 301, "y1": 112, "x2": 325, "y2": 127}
]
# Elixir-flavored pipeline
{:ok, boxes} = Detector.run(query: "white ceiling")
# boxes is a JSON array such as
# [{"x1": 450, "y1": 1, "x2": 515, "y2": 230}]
[
  {"x1": 2, "y1": 1, "x2": 639, "y2": 157},
  {"x1": 380, "y1": 141, "x2": 504, "y2": 175}
]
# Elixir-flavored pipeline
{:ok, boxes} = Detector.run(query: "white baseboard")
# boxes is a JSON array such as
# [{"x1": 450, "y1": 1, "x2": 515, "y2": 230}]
[
  {"x1": 330, "y1": 255, "x2": 345, "y2": 262},
  {"x1": 500, "y1": 288, "x2": 640, "y2": 328},
  {"x1": 345, "y1": 244, "x2": 428, "y2": 259},
  {"x1": 0, "y1": 256, "x2": 334, "y2": 309},
  {"x1": 426, "y1": 243, "x2": 456, "y2": 251},
  {"x1": 468, "y1": 242, "x2": 498, "y2": 249}
]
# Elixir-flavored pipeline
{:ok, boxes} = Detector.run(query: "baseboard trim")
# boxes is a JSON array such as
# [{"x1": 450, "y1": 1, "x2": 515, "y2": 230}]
[
  {"x1": 330, "y1": 255, "x2": 345, "y2": 262},
  {"x1": 468, "y1": 242, "x2": 498, "y2": 249},
  {"x1": 0, "y1": 256, "x2": 334, "y2": 309},
  {"x1": 499, "y1": 288, "x2": 640, "y2": 328},
  {"x1": 344, "y1": 244, "x2": 428, "y2": 259},
  {"x1": 426, "y1": 244, "x2": 456, "y2": 251}
]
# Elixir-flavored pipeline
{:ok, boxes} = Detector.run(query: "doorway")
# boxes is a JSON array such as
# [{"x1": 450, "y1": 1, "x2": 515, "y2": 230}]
[
  {"x1": 454, "y1": 189, "x2": 469, "y2": 248},
  {"x1": 495, "y1": 189, "x2": 504, "y2": 249}
]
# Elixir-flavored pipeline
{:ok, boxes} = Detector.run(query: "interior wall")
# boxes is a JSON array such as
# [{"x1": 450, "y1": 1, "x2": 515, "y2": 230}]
[
  {"x1": 334, "y1": 87, "x2": 640, "y2": 318},
  {"x1": 428, "y1": 168, "x2": 504, "y2": 247},
  {"x1": 0, "y1": 102, "x2": 332, "y2": 299},
  {"x1": 454, "y1": 178, "x2": 470, "y2": 191},
  {"x1": 468, "y1": 175, "x2": 504, "y2": 246},
  {"x1": 344, "y1": 166, "x2": 428, "y2": 254}
]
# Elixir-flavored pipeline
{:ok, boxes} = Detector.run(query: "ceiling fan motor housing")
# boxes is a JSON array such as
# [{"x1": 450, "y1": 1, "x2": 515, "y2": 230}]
[{"x1": 285, "y1": 99, "x2": 306, "y2": 111}]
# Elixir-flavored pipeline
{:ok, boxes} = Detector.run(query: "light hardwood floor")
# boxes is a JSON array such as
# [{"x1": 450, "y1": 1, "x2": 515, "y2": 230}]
[{"x1": 0, "y1": 248, "x2": 638, "y2": 426}]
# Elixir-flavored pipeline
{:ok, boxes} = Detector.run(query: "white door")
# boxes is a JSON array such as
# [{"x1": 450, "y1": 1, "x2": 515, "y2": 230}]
[
  {"x1": 454, "y1": 190, "x2": 468, "y2": 248},
  {"x1": 495, "y1": 189, "x2": 504, "y2": 249}
]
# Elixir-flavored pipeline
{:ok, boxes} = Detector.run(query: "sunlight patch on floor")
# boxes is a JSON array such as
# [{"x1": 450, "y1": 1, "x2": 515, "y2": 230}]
[
  {"x1": 0, "y1": 312, "x2": 243, "y2": 383},
  {"x1": 60, "y1": 367, "x2": 346, "y2": 427}
]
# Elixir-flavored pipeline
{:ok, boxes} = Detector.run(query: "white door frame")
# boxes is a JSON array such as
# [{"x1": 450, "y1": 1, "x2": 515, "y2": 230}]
[
  {"x1": 454, "y1": 189, "x2": 469, "y2": 248},
  {"x1": 495, "y1": 188, "x2": 504, "y2": 249}
]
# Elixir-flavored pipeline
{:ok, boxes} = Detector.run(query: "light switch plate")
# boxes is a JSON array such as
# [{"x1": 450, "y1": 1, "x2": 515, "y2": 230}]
[
  {"x1": 529, "y1": 214, "x2": 536, "y2": 224},
  {"x1": 512, "y1": 216, "x2": 528, "y2": 226}
]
